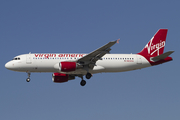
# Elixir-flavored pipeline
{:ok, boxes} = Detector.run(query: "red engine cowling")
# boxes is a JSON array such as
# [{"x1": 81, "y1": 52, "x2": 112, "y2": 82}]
[
  {"x1": 52, "y1": 73, "x2": 75, "y2": 83},
  {"x1": 60, "y1": 62, "x2": 76, "y2": 72},
  {"x1": 52, "y1": 73, "x2": 69, "y2": 83}
]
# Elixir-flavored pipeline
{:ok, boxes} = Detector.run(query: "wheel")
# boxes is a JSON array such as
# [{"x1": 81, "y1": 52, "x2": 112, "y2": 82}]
[
  {"x1": 86, "y1": 73, "x2": 92, "y2": 79},
  {"x1": 26, "y1": 78, "x2": 30, "y2": 82},
  {"x1": 80, "y1": 80, "x2": 86, "y2": 86}
]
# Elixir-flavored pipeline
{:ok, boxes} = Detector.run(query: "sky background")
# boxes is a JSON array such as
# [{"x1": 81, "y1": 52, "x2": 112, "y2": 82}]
[{"x1": 1, "y1": 0, "x2": 180, "y2": 120}]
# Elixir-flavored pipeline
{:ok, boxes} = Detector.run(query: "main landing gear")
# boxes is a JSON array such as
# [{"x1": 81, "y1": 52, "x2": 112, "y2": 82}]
[
  {"x1": 80, "y1": 79, "x2": 86, "y2": 86},
  {"x1": 86, "y1": 72, "x2": 92, "y2": 79},
  {"x1": 26, "y1": 72, "x2": 31, "y2": 82},
  {"x1": 80, "y1": 72, "x2": 92, "y2": 86}
]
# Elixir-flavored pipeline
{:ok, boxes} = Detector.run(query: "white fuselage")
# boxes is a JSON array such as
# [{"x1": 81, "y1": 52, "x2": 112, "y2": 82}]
[{"x1": 5, "y1": 53, "x2": 151, "y2": 75}]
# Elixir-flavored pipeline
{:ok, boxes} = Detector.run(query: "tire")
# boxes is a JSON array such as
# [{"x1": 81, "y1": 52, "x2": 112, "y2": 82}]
[
  {"x1": 26, "y1": 78, "x2": 30, "y2": 82},
  {"x1": 86, "y1": 73, "x2": 92, "y2": 79},
  {"x1": 80, "y1": 80, "x2": 86, "y2": 86}
]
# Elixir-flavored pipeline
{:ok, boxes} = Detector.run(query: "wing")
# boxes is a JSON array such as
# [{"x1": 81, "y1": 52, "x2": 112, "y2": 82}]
[{"x1": 77, "y1": 39, "x2": 119, "y2": 65}]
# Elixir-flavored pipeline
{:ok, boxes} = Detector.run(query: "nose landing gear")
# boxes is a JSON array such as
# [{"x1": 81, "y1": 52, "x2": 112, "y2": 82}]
[{"x1": 26, "y1": 72, "x2": 31, "y2": 82}]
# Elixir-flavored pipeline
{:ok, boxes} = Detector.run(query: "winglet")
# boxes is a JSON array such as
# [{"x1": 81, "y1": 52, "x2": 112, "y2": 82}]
[{"x1": 116, "y1": 38, "x2": 120, "y2": 44}]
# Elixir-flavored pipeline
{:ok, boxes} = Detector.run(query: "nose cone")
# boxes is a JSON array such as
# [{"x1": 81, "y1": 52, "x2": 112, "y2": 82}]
[
  {"x1": 5, "y1": 62, "x2": 13, "y2": 70},
  {"x1": 5, "y1": 62, "x2": 10, "y2": 69}
]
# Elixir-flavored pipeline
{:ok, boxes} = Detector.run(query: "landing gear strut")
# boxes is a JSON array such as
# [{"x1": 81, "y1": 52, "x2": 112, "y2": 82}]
[
  {"x1": 80, "y1": 76, "x2": 86, "y2": 86},
  {"x1": 26, "y1": 72, "x2": 31, "y2": 82}
]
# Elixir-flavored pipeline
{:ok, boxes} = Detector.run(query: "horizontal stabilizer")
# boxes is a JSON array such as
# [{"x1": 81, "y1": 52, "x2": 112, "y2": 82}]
[{"x1": 151, "y1": 51, "x2": 174, "y2": 62}]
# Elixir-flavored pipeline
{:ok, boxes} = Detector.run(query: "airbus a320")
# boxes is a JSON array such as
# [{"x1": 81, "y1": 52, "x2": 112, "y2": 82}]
[{"x1": 5, "y1": 29, "x2": 174, "y2": 86}]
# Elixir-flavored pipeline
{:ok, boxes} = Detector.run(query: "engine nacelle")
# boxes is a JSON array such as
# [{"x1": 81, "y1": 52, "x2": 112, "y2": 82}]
[
  {"x1": 60, "y1": 62, "x2": 76, "y2": 72},
  {"x1": 52, "y1": 73, "x2": 75, "y2": 83},
  {"x1": 52, "y1": 73, "x2": 68, "y2": 83}
]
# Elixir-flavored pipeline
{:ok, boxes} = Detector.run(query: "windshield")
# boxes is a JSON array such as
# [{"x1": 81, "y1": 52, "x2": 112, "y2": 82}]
[{"x1": 12, "y1": 57, "x2": 20, "y2": 60}]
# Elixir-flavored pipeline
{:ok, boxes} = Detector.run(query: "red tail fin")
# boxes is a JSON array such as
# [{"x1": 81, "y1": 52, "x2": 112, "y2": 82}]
[{"x1": 138, "y1": 29, "x2": 168, "y2": 57}]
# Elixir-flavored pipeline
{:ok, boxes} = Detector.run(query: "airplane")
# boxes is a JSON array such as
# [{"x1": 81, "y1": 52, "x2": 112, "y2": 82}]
[{"x1": 5, "y1": 29, "x2": 174, "y2": 86}]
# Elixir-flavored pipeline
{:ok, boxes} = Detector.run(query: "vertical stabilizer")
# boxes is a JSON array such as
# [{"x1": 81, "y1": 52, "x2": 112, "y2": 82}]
[
  {"x1": 138, "y1": 29, "x2": 173, "y2": 65},
  {"x1": 138, "y1": 29, "x2": 168, "y2": 57}
]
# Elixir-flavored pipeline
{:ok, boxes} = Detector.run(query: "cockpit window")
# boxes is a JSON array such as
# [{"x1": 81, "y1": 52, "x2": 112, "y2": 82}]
[{"x1": 13, "y1": 57, "x2": 20, "y2": 60}]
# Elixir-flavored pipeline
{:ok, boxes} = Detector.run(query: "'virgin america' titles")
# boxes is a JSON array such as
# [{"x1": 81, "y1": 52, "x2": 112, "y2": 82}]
[{"x1": 34, "y1": 54, "x2": 86, "y2": 58}]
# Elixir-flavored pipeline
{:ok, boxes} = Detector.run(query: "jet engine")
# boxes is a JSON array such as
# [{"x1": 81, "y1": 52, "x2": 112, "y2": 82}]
[
  {"x1": 59, "y1": 62, "x2": 77, "y2": 72},
  {"x1": 52, "y1": 73, "x2": 75, "y2": 83}
]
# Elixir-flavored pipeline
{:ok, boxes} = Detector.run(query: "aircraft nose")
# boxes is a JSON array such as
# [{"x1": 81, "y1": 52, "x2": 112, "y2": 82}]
[{"x1": 5, "y1": 62, "x2": 13, "y2": 70}]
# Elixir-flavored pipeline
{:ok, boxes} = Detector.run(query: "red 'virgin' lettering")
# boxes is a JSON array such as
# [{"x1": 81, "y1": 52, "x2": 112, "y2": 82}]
[{"x1": 35, "y1": 54, "x2": 38, "y2": 57}]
